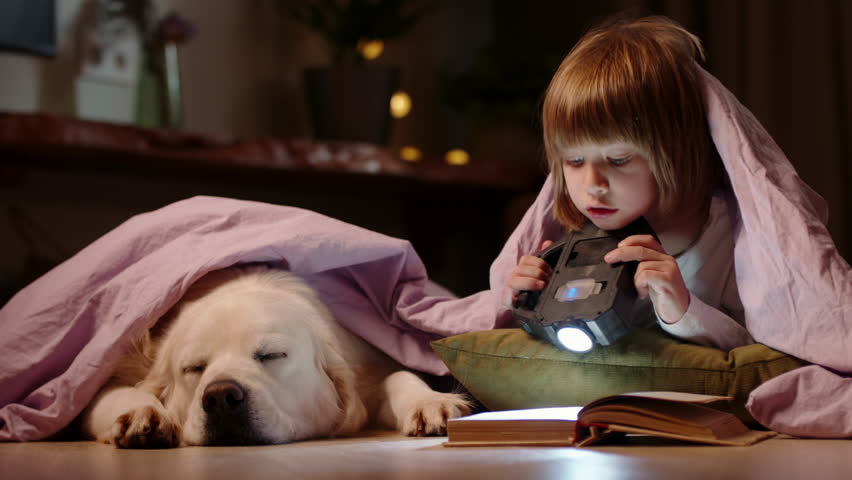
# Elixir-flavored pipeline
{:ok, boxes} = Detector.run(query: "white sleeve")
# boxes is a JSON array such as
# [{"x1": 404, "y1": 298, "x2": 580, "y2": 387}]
[{"x1": 656, "y1": 291, "x2": 754, "y2": 351}]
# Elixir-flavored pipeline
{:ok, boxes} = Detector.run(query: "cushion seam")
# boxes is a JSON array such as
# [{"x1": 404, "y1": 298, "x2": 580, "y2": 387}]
[{"x1": 433, "y1": 345, "x2": 802, "y2": 373}]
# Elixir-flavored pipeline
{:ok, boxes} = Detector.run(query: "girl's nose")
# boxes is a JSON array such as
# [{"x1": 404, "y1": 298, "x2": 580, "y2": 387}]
[{"x1": 585, "y1": 165, "x2": 609, "y2": 196}]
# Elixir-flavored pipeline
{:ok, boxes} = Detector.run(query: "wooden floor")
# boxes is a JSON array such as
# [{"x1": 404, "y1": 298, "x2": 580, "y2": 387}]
[{"x1": 1, "y1": 431, "x2": 851, "y2": 480}]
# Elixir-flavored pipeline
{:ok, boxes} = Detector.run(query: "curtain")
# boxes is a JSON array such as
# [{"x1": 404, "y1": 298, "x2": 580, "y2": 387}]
[{"x1": 618, "y1": 0, "x2": 851, "y2": 259}]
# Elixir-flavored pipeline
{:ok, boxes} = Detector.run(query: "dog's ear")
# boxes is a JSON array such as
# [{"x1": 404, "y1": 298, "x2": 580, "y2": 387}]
[
  {"x1": 136, "y1": 335, "x2": 174, "y2": 403},
  {"x1": 138, "y1": 368, "x2": 172, "y2": 403},
  {"x1": 321, "y1": 346, "x2": 368, "y2": 436}
]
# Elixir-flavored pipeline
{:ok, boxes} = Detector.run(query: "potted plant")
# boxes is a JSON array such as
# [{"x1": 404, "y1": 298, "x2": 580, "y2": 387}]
[
  {"x1": 283, "y1": 0, "x2": 427, "y2": 144},
  {"x1": 442, "y1": 39, "x2": 560, "y2": 167}
]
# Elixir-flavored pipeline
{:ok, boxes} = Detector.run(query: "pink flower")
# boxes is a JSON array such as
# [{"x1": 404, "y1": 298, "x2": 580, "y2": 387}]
[{"x1": 157, "y1": 12, "x2": 197, "y2": 45}]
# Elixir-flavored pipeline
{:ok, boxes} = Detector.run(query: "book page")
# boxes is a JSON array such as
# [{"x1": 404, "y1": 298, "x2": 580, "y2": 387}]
[
  {"x1": 587, "y1": 423, "x2": 776, "y2": 446},
  {"x1": 618, "y1": 391, "x2": 732, "y2": 404},
  {"x1": 578, "y1": 393, "x2": 755, "y2": 442},
  {"x1": 452, "y1": 407, "x2": 582, "y2": 422},
  {"x1": 580, "y1": 401, "x2": 735, "y2": 438}
]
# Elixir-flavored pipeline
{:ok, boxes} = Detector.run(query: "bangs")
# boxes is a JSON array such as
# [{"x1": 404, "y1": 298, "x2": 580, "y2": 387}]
[{"x1": 544, "y1": 41, "x2": 656, "y2": 161}]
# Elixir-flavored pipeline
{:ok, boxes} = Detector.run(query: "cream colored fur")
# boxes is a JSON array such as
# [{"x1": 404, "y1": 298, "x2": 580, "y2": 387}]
[{"x1": 80, "y1": 265, "x2": 470, "y2": 448}]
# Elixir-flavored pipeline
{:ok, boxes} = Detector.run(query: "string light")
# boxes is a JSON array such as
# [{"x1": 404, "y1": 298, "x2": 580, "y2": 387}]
[
  {"x1": 400, "y1": 146, "x2": 422, "y2": 162},
  {"x1": 445, "y1": 149, "x2": 470, "y2": 166},
  {"x1": 357, "y1": 39, "x2": 384, "y2": 60},
  {"x1": 390, "y1": 91, "x2": 412, "y2": 118}
]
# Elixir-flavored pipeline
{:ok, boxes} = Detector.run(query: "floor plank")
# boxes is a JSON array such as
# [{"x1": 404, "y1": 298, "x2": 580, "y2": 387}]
[{"x1": 1, "y1": 431, "x2": 851, "y2": 480}]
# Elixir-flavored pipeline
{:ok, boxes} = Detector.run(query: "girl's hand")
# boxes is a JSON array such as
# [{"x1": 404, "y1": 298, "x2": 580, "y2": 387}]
[
  {"x1": 502, "y1": 240, "x2": 554, "y2": 308},
  {"x1": 603, "y1": 235, "x2": 689, "y2": 324}
]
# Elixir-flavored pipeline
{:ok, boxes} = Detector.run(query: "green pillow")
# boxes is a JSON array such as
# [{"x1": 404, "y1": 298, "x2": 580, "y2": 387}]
[{"x1": 431, "y1": 328, "x2": 807, "y2": 426}]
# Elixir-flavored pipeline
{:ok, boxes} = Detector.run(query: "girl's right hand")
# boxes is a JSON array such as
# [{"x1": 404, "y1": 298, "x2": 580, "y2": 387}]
[{"x1": 501, "y1": 240, "x2": 554, "y2": 308}]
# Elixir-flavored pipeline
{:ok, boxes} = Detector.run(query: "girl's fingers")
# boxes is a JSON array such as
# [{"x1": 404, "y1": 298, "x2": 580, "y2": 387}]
[
  {"x1": 501, "y1": 286, "x2": 517, "y2": 308},
  {"x1": 516, "y1": 262, "x2": 542, "y2": 275},
  {"x1": 598, "y1": 236, "x2": 690, "y2": 324},
  {"x1": 518, "y1": 255, "x2": 552, "y2": 274},
  {"x1": 633, "y1": 262, "x2": 690, "y2": 322},
  {"x1": 507, "y1": 275, "x2": 546, "y2": 292},
  {"x1": 635, "y1": 260, "x2": 676, "y2": 276},
  {"x1": 502, "y1": 242, "x2": 557, "y2": 307},
  {"x1": 617, "y1": 234, "x2": 664, "y2": 252},
  {"x1": 604, "y1": 245, "x2": 670, "y2": 264},
  {"x1": 508, "y1": 260, "x2": 552, "y2": 288},
  {"x1": 502, "y1": 271, "x2": 548, "y2": 307},
  {"x1": 634, "y1": 266, "x2": 673, "y2": 298}
]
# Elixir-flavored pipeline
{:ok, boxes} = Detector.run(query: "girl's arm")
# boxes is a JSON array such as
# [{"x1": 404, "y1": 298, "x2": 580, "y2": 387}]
[{"x1": 655, "y1": 291, "x2": 753, "y2": 350}]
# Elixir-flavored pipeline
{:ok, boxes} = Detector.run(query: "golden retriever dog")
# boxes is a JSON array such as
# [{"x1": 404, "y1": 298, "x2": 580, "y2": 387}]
[{"x1": 79, "y1": 265, "x2": 470, "y2": 447}]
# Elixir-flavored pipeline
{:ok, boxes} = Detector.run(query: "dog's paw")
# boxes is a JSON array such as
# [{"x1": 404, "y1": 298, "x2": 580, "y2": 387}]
[
  {"x1": 109, "y1": 405, "x2": 181, "y2": 449},
  {"x1": 399, "y1": 392, "x2": 471, "y2": 437}
]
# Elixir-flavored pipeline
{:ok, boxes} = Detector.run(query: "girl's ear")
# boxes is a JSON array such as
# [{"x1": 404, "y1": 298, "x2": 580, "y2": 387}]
[{"x1": 321, "y1": 344, "x2": 368, "y2": 436}]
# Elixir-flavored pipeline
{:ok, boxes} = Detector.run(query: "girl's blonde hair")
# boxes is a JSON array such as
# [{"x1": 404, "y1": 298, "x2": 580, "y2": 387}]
[{"x1": 542, "y1": 15, "x2": 723, "y2": 231}]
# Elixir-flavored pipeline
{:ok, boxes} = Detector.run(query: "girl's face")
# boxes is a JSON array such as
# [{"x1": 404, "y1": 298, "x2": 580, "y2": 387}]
[{"x1": 562, "y1": 141, "x2": 659, "y2": 230}]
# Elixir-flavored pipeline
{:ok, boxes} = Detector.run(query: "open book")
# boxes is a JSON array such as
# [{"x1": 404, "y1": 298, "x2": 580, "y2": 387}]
[{"x1": 444, "y1": 392, "x2": 776, "y2": 447}]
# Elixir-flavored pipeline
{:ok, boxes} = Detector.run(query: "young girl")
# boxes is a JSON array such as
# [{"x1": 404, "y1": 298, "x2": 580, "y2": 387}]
[{"x1": 504, "y1": 16, "x2": 754, "y2": 350}]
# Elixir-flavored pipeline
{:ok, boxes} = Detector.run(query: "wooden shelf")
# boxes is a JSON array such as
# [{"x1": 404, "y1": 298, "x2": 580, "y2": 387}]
[{"x1": 0, "y1": 112, "x2": 544, "y2": 194}]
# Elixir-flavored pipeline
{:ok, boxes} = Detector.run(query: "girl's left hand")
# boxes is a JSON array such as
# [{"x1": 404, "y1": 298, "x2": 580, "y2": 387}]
[{"x1": 603, "y1": 234, "x2": 689, "y2": 324}]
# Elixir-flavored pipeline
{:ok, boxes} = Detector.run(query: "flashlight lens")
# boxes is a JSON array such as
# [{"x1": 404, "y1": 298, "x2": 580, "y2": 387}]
[{"x1": 557, "y1": 327, "x2": 594, "y2": 352}]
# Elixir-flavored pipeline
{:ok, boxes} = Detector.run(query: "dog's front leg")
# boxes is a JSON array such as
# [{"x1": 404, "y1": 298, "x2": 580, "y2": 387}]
[
  {"x1": 80, "y1": 380, "x2": 181, "y2": 448},
  {"x1": 375, "y1": 371, "x2": 471, "y2": 436}
]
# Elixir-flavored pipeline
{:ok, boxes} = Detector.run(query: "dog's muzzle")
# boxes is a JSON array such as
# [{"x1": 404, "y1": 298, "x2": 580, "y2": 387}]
[{"x1": 202, "y1": 379, "x2": 264, "y2": 445}]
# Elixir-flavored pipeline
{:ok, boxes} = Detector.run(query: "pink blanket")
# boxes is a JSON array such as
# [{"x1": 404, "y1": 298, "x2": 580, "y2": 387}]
[{"x1": 1, "y1": 67, "x2": 849, "y2": 441}]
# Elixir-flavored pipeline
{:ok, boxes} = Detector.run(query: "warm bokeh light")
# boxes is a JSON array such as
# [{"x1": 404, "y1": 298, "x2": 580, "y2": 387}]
[
  {"x1": 445, "y1": 149, "x2": 470, "y2": 166},
  {"x1": 389, "y1": 90, "x2": 412, "y2": 118},
  {"x1": 400, "y1": 146, "x2": 422, "y2": 162},
  {"x1": 357, "y1": 39, "x2": 384, "y2": 60}
]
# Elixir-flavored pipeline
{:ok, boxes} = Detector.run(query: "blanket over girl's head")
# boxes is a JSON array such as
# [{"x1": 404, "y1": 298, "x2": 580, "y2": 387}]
[{"x1": 1, "y1": 68, "x2": 849, "y2": 441}]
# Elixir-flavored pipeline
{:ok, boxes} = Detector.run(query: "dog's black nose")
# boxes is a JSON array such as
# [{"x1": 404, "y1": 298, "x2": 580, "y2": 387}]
[
  {"x1": 202, "y1": 380, "x2": 246, "y2": 415},
  {"x1": 201, "y1": 380, "x2": 263, "y2": 446}
]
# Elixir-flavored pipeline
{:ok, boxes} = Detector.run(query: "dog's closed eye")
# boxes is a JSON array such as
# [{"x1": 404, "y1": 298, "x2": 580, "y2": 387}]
[
  {"x1": 182, "y1": 363, "x2": 207, "y2": 375},
  {"x1": 255, "y1": 351, "x2": 288, "y2": 363}
]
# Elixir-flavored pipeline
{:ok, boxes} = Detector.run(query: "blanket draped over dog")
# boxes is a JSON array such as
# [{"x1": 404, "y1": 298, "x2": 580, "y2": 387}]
[{"x1": 1, "y1": 68, "x2": 850, "y2": 441}]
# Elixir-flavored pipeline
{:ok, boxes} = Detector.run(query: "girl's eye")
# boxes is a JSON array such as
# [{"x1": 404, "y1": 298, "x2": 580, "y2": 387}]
[
  {"x1": 182, "y1": 363, "x2": 206, "y2": 375},
  {"x1": 255, "y1": 352, "x2": 288, "y2": 363},
  {"x1": 565, "y1": 157, "x2": 584, "y2": 167},
  {"x1": 607, "y1": 156, "x2": 630, "y2": 166}
]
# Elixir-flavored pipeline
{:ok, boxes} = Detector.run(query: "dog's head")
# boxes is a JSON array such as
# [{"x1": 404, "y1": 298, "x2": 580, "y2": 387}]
[{"x1": 138, "y1": 267, "x2": 367, "y2": 446}]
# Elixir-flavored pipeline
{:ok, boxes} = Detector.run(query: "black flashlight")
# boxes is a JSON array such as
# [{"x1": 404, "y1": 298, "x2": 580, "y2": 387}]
[{"x1": 512, "y1": 217, "x2": 656, "y2": 352}]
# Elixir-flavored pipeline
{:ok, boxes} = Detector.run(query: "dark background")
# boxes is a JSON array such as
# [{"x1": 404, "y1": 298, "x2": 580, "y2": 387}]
[{"x1": 1, "y1": 0, "x2": 849, "y2": 303}]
